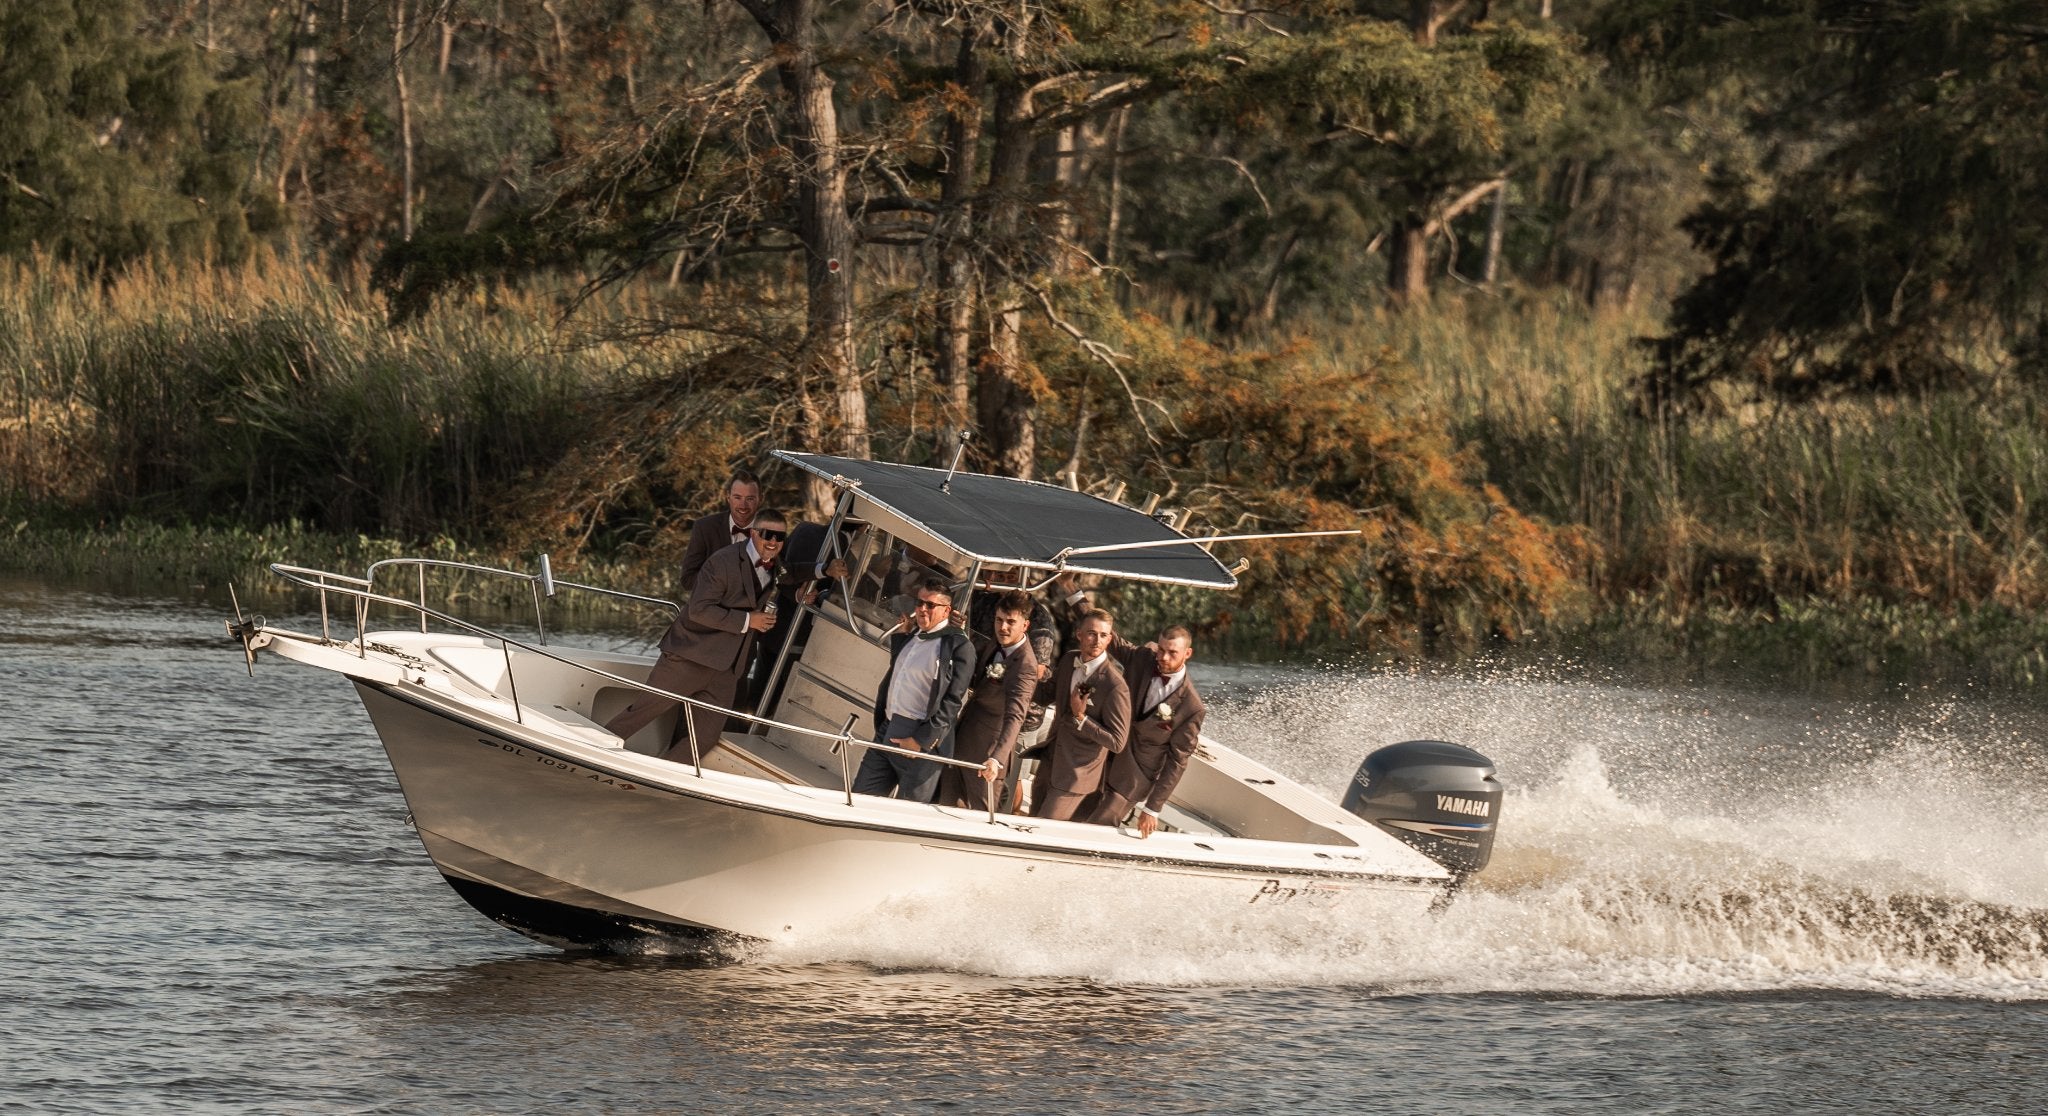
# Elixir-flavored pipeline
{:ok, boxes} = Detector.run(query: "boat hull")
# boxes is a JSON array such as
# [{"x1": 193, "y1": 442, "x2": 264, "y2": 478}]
[{"x1": 354, "y1": 681, "x2": 1444, "y2": 954}]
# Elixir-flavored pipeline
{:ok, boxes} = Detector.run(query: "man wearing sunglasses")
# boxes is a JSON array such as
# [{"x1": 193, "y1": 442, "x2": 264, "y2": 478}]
[
  {"x1": 605, "y1": 509, "x2": 786, "y2": 761},
  {"x1": 855, "y1": 577, "x2": 976, "y2": 803}
]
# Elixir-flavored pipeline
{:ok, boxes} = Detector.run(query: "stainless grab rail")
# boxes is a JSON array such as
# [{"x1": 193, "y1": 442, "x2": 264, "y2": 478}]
[
  {"x1": 269, "y1": 560, "x2": 998, "y2": 819},
  {"x1": 364, "y1": 556, "x2": 682, "y2": 636}
]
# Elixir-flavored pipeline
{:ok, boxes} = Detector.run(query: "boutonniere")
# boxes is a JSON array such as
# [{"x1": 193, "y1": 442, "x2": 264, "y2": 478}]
[
  {"x1": 986, "y1": 660, "x2": 1006, "y2": 680},
  {"x1": 1154, "y1": 701, "x2": 1174, "y2": 722}
]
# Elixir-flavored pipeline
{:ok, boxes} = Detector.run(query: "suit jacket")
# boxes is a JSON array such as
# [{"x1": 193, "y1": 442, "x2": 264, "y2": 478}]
[
  {"x1": 680, "y1": 512, "x2": 750, "y2": 595},
  {"x1": 663, "y1": 540, "x2": 773, "y2": 674},
  {"x1": 953, "y1": 636, "x2": 1040, "y2": 772},
  {"x1": 1038, "y1": 651, "x2": 1131, "y2": 798},
  {"x1": 870, "y1": 625, "x2": 978, "y2": 750},
  {"x1": 1106, "y1": 669, "x2": 1206, "y2": 814},
  {"x1": 771, "y1": 521, "x2": 845, "y2": 614}
]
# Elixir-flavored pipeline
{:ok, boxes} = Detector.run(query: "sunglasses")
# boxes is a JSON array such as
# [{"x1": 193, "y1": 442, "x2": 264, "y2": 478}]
[
  {"x1": 913, "y1": 598, "x2": 949, "y2": 612},
  {"x1": 751, "y1": 528, "x2": 788, "y2": 542}
]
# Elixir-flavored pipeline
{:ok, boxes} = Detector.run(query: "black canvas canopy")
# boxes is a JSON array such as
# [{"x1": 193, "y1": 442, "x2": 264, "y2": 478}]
[{"x1": 774, "y1": 452, "x2": 1238, "y2": 590}]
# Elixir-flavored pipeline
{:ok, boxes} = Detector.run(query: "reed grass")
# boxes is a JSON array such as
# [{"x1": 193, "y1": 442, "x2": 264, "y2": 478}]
[
  {"x1": 0, "y1": 250, "x2": 697, "y2": 539},
  {"x1": 9, "y1": 256, "x2": 2048, "y2": 684},
  {"x1": 1300, "y1": 292, "x2": 2048, "y2": 684}
]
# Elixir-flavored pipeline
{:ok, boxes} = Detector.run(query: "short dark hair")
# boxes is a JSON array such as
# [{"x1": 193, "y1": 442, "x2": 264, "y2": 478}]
[
  {"x1": 917, "y1": 576, "x2": 954, "y2": 605},
  {"x1": 995, "y1": 590, "x2": 1033, "y2": 618},
  {"x1": 1079, "y1": 607, "x2": 1114, "y2": 628},
  {"x1": 728, "y1": 468, "x2": 762, "y2": 493},
  {"x1": 753, "y1": 508, "x2": 787, "y2": 529},
  {"x1": 1158, "y1": 625, "x2": 1193, "y2": 646}
]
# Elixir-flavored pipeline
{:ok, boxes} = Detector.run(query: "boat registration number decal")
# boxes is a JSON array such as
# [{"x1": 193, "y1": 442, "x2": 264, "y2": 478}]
[{"x1": 478, "y1": 737, "x2": 639, "y2": 791}]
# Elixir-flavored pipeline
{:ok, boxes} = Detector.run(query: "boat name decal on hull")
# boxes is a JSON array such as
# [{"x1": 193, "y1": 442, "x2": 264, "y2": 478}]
[
  {"x1": 477, "y1": 737, "x2": 640, "y2": 792},
  {"x1": 1249, "y1": 878, "x2": 1348, "y2": 907}
]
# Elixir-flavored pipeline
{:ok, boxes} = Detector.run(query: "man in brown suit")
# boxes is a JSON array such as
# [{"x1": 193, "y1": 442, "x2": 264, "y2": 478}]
[
  {"x1": 1089, "y1": 626, "x2": 1205, "y2": 837},
  {"x1": 679, "y1": 468, "x2": 763, "y2": 594},
  {"x1": 939, "y1": 590, "x2": 1041, "y2": 810},
  {"x1": 1030, "y1": 609, "x2": 1131, "y2": 821},
  {"x1": 605, "y1": 509, "x2": 785, "y2": 759}
]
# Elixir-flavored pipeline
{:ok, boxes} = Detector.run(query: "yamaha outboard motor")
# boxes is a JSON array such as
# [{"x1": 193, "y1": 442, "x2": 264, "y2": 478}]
[{"x1": 1342, "y1": 740, "x2": 1501, "y2": 884}]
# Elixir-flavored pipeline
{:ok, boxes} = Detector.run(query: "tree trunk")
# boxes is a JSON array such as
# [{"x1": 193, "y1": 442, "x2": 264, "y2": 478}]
[
  {"x1": 738, "y1": 0, "x2": 869, "y2": 510},
  {"x1": 1482, "y1": 175, "x2": 1508, "y2": 285},
  {"x1": 935, "y1": 25, "x2": 985, "y2": 445},
  {"x1": 1103, "y1": 105, "x2": 1130, "y2": 268},
  {"x1": 1409, "y1": 0, "x2": 1440, "y2": 46},
  {"x1": 391, "y1": 0, "x2": 415, "y2": 242},
  {"x1": 978, "y1": 53, "x2": 1039, "y2": 480},
  {"x1": 1388, "y1": 216, "x2": 1431, "y2": 306}
]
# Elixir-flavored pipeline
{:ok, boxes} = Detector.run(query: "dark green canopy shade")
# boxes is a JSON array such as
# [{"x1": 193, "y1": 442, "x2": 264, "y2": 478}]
[{"x1": 774, "y1": 452, "x2": 1237, "y2": 590}]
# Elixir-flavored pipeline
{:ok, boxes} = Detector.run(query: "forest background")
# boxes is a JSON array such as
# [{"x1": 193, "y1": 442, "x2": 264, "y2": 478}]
[{"x1": 5, "y1": 0, "x2": 2048, "y2": 688}]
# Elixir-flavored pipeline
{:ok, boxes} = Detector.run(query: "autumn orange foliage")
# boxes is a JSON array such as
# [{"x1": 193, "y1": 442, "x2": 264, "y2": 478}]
[{"x1": 1025, "y1": 296, "x2": 1590, "y2": 655}]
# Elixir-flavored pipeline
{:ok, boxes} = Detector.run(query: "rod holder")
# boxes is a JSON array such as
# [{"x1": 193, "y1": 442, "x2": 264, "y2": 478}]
[
  {"x1": 940, "y1": 430, "x2": 975, "y2": 493},
  {"x1": 538, "y1": 553, "x2": 556, "y2": 598}
]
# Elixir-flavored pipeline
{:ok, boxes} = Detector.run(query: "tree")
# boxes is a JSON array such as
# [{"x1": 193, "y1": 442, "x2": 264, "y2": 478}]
[
  {"x1": 1627, "y1": 0, "x2": 2048, "y2": 408},
  {"x1": 0, "y1": 0, "x2": 265, "y2": 264}
]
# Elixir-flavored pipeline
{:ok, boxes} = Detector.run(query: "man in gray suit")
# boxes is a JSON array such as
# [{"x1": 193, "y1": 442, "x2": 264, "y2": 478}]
[
  {"x1": 857, "y1": 577, "x2": 976, "y2": 803},
  {"x1": 679, "y1": 468, "x2": 763, "y2": 594},
  {"x1": 1031, "y1": 609, "x2": 1131, "y2": 821},
  {"x1": 1089, "y1": 626, "x2": 1205, "y2": 837},
  {"x1": 939, "y1": 589, "x2": 1040, "y2": 810},
  {"x1": 605, "y1": 509, "x2": 785, "y2": 759}
]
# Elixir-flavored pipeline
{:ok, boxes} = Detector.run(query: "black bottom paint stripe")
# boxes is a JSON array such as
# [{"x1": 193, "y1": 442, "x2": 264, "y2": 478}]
[{"x1": 441, "y1": 875, "x2": 757, "y2": 959}]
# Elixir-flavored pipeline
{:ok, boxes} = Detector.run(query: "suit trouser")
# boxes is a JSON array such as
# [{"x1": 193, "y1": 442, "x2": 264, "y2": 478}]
[
  {"x1": 938, "y1": 718, "x2": 1008, "y2": 810},
  {"x1": 603, "y1": 652, "x2": 738, "y2": 761},
  {"x1": 853, "y1": 715, "x2": 950, "y2": 803},
  {"x1": 937, "y1": 762, "x2": 1008, "y2": 811},
  {"x1": 1087, "y1": 789, "x2": 1141, "y2": 827},
  {"x1": 1033, "y1": 789, "x2": 1096, "y2": 822}
]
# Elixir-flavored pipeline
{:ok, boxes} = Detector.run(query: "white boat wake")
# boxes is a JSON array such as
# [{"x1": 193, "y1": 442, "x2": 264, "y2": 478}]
[{"x1": 763, "y1": 667, "x2": 2048, "y2": 999}]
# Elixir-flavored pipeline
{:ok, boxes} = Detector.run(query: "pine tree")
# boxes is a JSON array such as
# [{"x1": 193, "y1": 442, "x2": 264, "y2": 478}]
[{"x1": 0, "y1": 0, "x2": 263, "y2": 264}]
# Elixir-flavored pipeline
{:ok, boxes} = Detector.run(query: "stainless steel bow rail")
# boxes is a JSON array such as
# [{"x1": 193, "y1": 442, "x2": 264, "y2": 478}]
[{"x1": 242, "y1": 557, "x2": 1005, "y2": 821}]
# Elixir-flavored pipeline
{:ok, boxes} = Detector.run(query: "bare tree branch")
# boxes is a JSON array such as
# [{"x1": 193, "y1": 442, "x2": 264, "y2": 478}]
[
  {"x1": 1195, "y1": 0, "x2": 1293, "y2": 38},
  {"x1": 1422, "y1": 175, "x2": 1506, "y2": 239},
  {"x1": 1004, "y1": 267, "x2": 1170, "y2": 449}
]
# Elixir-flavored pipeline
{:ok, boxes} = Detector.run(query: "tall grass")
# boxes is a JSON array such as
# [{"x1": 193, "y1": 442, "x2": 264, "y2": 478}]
[
  {"x1": 9, "y1": 256, "x2": 2048, "y2": 683},
  {"x1": 1309, "y1": 292, "x2": 2048, "y2": 684},
  {"x1": 0, "y1": 251, "x2": 692, "y2": 539}
]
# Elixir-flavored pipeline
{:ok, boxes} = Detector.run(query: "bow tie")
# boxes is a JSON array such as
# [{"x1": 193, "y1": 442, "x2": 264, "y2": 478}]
[
  {"x1": 756, "y1": 558, "x2": 775, "y2": 570},
  {"x1": 915, "y1": 629, "x2": 945, "y2": 641}
]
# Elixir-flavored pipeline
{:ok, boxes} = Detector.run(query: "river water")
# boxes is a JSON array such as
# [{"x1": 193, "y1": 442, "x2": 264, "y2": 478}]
[{"x1": 5, "y1": 574, "x2": 2046, "y2": 1113}]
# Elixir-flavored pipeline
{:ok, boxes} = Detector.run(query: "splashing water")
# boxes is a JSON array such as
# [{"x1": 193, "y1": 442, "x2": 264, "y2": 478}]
[{"x1": 767, "y1": 664, "x2": 2048, "y2": 997}]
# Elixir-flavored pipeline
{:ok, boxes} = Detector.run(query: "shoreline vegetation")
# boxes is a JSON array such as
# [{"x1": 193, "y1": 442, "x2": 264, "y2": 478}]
[
  {"x1": 9, "y1": 4, "x2": 2046, "y2": 692},
  {"x1": 7, "y1": 258, "x2": 2046, "y2": 691}
]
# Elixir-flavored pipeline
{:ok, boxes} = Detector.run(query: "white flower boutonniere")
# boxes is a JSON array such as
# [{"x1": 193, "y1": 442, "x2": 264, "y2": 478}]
[
  {"x1": 1154, "y1": 701, "x2": 1174, "y2": 722},
  {"x1": 986, "y1": 661, "x2": 1006, "y2": 680}
]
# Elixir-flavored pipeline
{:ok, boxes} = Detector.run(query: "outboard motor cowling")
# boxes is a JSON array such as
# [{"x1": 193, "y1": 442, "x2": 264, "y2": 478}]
[{"x1": 1341, "y1": 740, "x2": 1500, "y2": 880}]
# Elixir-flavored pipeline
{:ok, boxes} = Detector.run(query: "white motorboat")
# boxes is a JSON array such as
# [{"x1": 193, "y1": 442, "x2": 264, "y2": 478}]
[{"x1": 228, "y1": 451, "x2": 1502, "y2": 955}]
